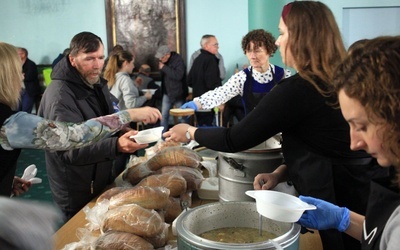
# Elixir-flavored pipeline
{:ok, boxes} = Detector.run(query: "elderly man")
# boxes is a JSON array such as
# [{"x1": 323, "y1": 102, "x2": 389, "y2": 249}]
[
  {"x1": 188, "y1": 35, "x2": 226, "y2": 81},
  {"x1": 187, "y1": 34, "x2": 222, "y2": 126},
  {"x1": 155, "y1": 45, "x2": 188, "y2": 134},
  {"x1": 38, "y1": 32, "x2": 161, "y2": 221}
]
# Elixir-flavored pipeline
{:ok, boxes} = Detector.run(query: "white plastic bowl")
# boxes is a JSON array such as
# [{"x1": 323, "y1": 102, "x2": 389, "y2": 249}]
[
  {"x1": 142, "y1": 89, "x2": 157, "y2": 95},
  {"x1": 130, "y1": 126, "x2": 164, "y2": 144},
  {"x1": 245, "y1": 190, "x2": 316, "y2": 223}
]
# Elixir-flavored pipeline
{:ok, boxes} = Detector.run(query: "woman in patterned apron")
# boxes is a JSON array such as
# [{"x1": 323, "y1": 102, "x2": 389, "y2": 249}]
[
  {"x1": 181, "y1": 29, "x2": 290, "y2": 119},
  {"x1": 298, "y1": 36, "x2": 400, "y2": 250}
]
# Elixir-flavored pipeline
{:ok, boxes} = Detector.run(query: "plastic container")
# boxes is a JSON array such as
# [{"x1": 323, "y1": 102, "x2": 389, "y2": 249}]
[
  {"x1": 141, "y1": 89, "x2": 157, "y2": 95},
  {"x1": 130, "y1": 126, "x2": 163, "y2": 144},
  {"x1": 197, "y1": 177, "x2": 219, "y2": 200},
  {"x1": 245, "y1": 190, "x2": 316, "y2": 223}
]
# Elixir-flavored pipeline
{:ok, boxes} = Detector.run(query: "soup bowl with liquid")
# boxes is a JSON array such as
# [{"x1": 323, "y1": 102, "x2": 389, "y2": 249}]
[{"x1": 176, "y1": 201, "x2": 300, "y2": 250}]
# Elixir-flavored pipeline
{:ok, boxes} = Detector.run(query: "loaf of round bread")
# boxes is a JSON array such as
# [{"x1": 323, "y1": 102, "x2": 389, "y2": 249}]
[
  {"x1": 93, "y1": 231, "x2": 154, "y2": 250},
  {"x1": 101, "y1": 204, "x2": 164, "y2": 238},
  {"x1": 96, "y1": 186, "x2": 126, "y2": 204},
  {"x1": 109, "y1": 186, "x2": 170, "y2": 210},
  {"x1": 137, "y1": 172, "x2": 187, "y2": 197},
  {"x1": 144, "y1": 146, "x2": 203, "y2": 170}
]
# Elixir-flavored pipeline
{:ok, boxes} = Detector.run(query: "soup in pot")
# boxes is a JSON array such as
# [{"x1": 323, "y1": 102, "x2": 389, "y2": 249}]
[{"x1": 199, "y1": 227, "x2": 277, "y2": 244}]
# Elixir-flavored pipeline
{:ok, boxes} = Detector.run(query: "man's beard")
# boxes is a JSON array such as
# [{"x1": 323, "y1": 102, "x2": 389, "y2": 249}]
[{"x1": 75, "y1": 64, "x2": 101, "y2": 84}]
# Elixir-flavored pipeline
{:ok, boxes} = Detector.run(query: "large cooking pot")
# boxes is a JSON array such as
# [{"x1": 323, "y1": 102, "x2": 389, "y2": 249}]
[
  {"x1": 176, "y1": 201, "x2": 300, "y2": 249},
  {"x1": 218, "y1": 136, "x2": 285, "y2": 201}
]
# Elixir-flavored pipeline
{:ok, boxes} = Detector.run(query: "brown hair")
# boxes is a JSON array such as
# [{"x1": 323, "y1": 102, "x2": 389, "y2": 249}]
[
  {"x1": 69, "y1": 32, "x2": 103, "y2": 57},
  {"x1": 283, "y1": 1, "x2": 346, "y2": 97},
  {"x1": 0, "y1": 42, "x2": 24, "y2": 109},
  {"x1": 241, "y1": 29, "x2": 277, "y2": 56},
  {"x1": 103, "y1": 50, "x2": 134, "y2": 88},
  {"x1": 333, "y1": 36, "x2": 400, "y2": 169}
]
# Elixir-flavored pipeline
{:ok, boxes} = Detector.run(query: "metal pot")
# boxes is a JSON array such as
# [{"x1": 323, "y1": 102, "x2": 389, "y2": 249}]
[
  {"x1": 176, "y1": 201, "x2": 300, "y2": 250},
  {"x1": 218, "y1": 139, "x2": 284, "y2": 201}
]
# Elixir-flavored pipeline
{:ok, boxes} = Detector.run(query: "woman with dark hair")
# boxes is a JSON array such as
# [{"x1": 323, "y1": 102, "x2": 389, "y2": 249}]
[
  {"x1": 164, "y1": 2, "x2": 389, "y2": 249},
  {"x1": 104, "y1": 50, "x2": 152, "y2": 110},
  {"x1": 299, "y1": 36, "x2": 400, "y2": 250},
  {"x1": 182, "y1": 29, "x2": 290, "y2": 119}
]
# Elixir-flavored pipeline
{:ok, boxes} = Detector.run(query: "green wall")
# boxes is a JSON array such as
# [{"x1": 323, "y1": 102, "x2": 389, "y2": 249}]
[{"x1": 248, "y1": 0, "x2": 287, "y2": 68}]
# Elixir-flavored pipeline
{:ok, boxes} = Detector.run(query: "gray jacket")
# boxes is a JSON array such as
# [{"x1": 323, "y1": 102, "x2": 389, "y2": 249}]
[
  {"x1": 38, "y1": 57, "x2": 119, "y2": 219},
  {"x1": 110, "y1": 72, "x2": 147, "y2": 109}
]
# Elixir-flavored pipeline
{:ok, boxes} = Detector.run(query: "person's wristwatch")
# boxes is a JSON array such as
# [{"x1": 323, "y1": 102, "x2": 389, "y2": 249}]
[{"x1": 185, "y1": 127, "x2": 191, "y2": 141}]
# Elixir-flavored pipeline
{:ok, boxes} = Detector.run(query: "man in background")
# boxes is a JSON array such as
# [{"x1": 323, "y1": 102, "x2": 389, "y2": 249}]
[
  {"x1": 187, "y1": 34, "x2": 222, "y2": 126},
  {"x1": 134, "y1": 64, "x2": 162, "y2": 110},
  {"x1": 155, "y1": 45, "x2": 188, "y2": 134},
  {"x1": 38, "y1": 32, "x2": 160, "y2": 221},
  {"x1": 52, "y1": 48, "x2": 70, "y2": 68},
  {"x1": 188, "y1": 36, "x2": 226, "y2": 81},
  {"x1": 17, "y1": 47, "x2": 41, "y2": 113}
]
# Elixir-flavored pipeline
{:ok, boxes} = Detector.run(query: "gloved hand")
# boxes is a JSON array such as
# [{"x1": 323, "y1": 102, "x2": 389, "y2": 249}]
[
  {"x1": 180, "y1": 101, "x2": 198, "y2": 111},
  {"x1": 298, "y1": 196, "x2": 350, "y2": 232}
]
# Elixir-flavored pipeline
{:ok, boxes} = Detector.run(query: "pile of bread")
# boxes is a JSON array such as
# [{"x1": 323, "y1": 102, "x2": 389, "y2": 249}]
[{"x1": 65, "y1": 141, "x2": 206, "y2": 250}]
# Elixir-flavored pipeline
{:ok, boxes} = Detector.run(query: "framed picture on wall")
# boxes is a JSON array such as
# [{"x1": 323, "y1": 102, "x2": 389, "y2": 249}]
[{"x1": 105, "y1": 0, "x2": 186, "y2": 80}]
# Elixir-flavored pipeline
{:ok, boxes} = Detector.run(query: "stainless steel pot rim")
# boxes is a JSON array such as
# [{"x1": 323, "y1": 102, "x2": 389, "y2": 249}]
[{"x1": 176, "y1": 201, "x2": 301, "y2": 249}]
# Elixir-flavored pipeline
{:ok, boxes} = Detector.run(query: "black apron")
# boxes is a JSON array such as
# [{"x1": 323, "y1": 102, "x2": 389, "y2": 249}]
[
  {"x1": 282, "y1": 134, "x2": 389, "y2": 250},
  {"x1": 362, "y1": 181, "x2": 400, "y2": 249},
  {"x1": 242, "y1": 66, "x2": 277, "y2": 114}
]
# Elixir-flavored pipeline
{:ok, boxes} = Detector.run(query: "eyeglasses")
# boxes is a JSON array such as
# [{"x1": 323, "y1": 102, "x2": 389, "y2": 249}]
[
  {"x1": 245, "y1": 49, "x2": 264, "y2": 54},
  {"x1": 210, "y1": 43, "x2": 219, "y2": 47}
]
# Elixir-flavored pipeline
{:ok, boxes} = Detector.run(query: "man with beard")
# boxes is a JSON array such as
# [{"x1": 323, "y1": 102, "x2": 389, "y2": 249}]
[{"x1": 38, "y1": 32, "x2": 161, "y2": 221}]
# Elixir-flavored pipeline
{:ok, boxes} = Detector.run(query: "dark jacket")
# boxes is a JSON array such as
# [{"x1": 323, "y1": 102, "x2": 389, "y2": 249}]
[
  {"x1": 135, "y1": 73, "x2": 162, "y2": 108},
  {"x1": 23, "y1": 58, "x2": 41, "y2": 97},
  {"x1": 38, "y1": 57, "x2": 118, "y2": 219},
  {"x1": 188, "y1": 49, "x2": 221, "y2": 98},
  {"x1": 0, "y1": 104, "x2": 20, "y2": 196},
  {"x1": 195, "y1": 74, "x2": 389, "y2": 249},
  {"x1": 160, "y1": 52, "x2": 188, "y2": 102}
]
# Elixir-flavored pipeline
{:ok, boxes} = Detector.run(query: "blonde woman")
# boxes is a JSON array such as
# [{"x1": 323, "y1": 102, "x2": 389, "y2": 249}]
[
  {"x1": 104, "y1": 50, "x2": 151, "y2": 110},
  {"x1": 0, "y1": 41, "x2": 161, "y2": 197}
]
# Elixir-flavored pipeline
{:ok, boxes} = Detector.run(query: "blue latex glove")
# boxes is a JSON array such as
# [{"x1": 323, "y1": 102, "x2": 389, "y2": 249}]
[
  {"x1": 298, "y1": 196, "x2": 350, "y2": 232},
  {"x1": 180, "y1": 101, "x2": 198, "y2": 111}
]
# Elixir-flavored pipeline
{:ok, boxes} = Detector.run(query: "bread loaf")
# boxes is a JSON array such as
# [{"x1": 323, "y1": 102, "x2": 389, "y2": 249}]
[
  {"x1": 145, "y1": 140, "x2": 181, "y2": 158},
  {"x1": 157, "y1": 166, "x2": 204, "y2": 191},
  {"x1": 145, "y1": 146, "x2": 203, "y2": 171},
  {"x1": 93, "y1": 231, "x2": 154, "y2": 250},
  {"x1": 164, "y1": 197, "x2": 183, "y2": 223},
  {"x1": 143, "y1": 222, "x2": 169, "y2": 248},
  {"x1": 101, "y1": 204, "x2": 164, "y2": 237},
  {"x1": 109, "y1": 186, "x2": 170, "y2": 210},
  {"x1": 96, "y1": 187, "x2": 125, "y2": 203},
  {"x1": 123, "y1": 162, "x2": 154, "y2": 185},
  {"x1": 137, "y1": 172, "x2": 187, "y2": 197}
]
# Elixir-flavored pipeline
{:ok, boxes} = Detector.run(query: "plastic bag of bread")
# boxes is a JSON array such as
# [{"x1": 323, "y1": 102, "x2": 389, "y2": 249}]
[
  {"x1": 157, "y1": 166, "x2": 204, "y2": 191},
  {"x1": 143, "y1": 146, "x2": 203, "y2": 171},
  {"x1": 109, "y1": 186, "x2": 170, "y2": 210},
  {"x1": 143, "y1": 222, "x2": 169, "y2": 248},
  {"x1": 145, "y1": 140, "x2": 181, "y2": 158},
  {"x1": 93, "y1": 231, "x2": 154, "y2": 250},
  {"x1": 96, "y1": 187, "x2": 127, "y2": 204},
  {"x1": 137, "y1": 172, "x2": 187, "y2": 197},
  {"x1": 101, "y1": 203, "x2": 165, "y2": 237},
  {"x1": 123, "y1": 162, "x2": 154, "y2": 185},
  {"x1": 164, "y1": 197, "x2": 182, "y2": 223}
]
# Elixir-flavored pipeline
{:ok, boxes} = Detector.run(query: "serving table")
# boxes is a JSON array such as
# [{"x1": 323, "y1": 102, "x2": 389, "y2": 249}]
[{"x1": 54, "y1": 189, "x2": 322, "y2": 250}]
